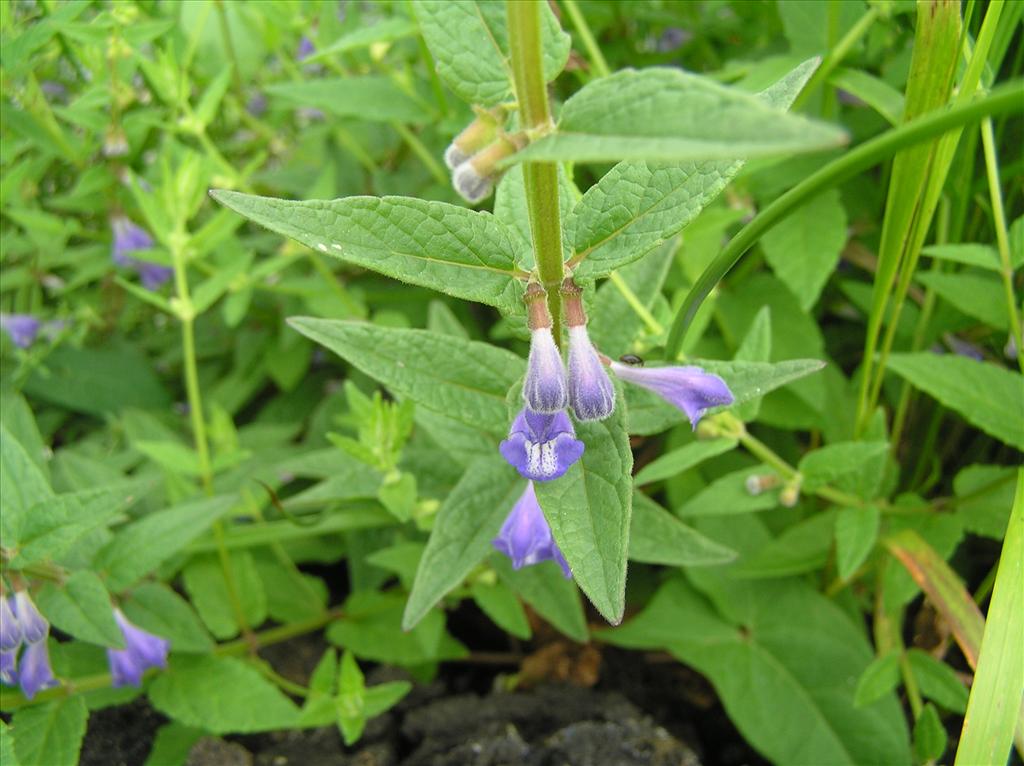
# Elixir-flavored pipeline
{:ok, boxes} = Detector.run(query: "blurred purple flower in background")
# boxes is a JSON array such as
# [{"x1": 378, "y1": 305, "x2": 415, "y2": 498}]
[
  {"x1": 500, "y1": 408, "x2": 584, "y2": 482},
  {"x1": 111, "y1": 215, "x2": 172, "y2": 290},
  {"x1": 107, "y1": 609, "x2": 170, "y2": 688},
  {"x1": 610, "y1": 362, "x2": 734, "y2": 428},
  {"x1": 0, "y1": 314, "x2": 42, "y2": 349},
  {"x1": 297, "y1": 36, "x2": 316, "y2": 61},
  {"x1": 657, "y1": 27, "x2": 693, "y2": 52},
  {"x1": 492, "y1": 482, "x2": 571, "y2": 578}
]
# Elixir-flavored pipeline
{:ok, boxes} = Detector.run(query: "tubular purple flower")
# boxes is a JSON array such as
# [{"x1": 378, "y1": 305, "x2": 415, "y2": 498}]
[
  {"x1": 610, "y1": 362, "x2": 734, "y2": 428},
  {"x1": 13, "y1": 591, "x2": 48, "y2": 645},
  {"x1": 0, "y1": 314, "x2": 41, "y2": 349},
  {"x1": 18, "y1": 639, "x2": 58, "y2": 699},
  {"x1": 0, "y1": 648, "x2": 16, "y2": 686},
  {"x1": 500, "y1": 408, "x2": 584, "y2": 482},
  {"x1": 522, "y1": 283, "x2": 567, "y2": 413},
  {"x1": 0, "y1": 595, "x2": 20, "y2": 652},
  {"x1": 107, "y1": 608, "x2": 170, "y2": 688},
  {"x1": 492, "y1": 482, "x2": 571, "y2": 578},
  {"x1": 296, "y1": 36, "x2": 315, "y2": 61},
  {"x1": 562, "y1": 279, "x2": 615, "y2": 420}
]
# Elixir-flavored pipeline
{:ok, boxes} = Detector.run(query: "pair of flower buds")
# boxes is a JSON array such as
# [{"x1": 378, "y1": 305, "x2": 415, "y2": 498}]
[
  {"x1": 445, "y1": 108, "x2": 523, "y2": 204},
  {"x1": 1, "y1": 589, "x2": 169, "y2": 699}
]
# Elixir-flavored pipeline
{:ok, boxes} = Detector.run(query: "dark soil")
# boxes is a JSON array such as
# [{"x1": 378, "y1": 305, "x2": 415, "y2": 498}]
[{"x1": 80, "y1": 609, "x2": 767, "y2": 766}]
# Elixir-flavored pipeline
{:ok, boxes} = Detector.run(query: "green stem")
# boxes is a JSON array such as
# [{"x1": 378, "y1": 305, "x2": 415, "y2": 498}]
[
  {"x1": 562, "y1": 0, "x2": 610, "y2": 78},
  {"x1": 508, "y1": 0, "x2": 564, "y2": 338},
  {"x1": 980, "y1": 117, "x2": 1023, "y2": 370},
  {"x1": 608, "y1": 271, "x2": 664, "y2": 335},
  {"x1": 664, "y1": 80, "x2": 1023, "y2": 358}
]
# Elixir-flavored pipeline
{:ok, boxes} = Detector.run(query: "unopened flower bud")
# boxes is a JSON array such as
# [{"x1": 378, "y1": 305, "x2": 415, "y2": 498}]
[
  {"x1": 444, "y1": 107, "x2": 506, "y2": 170},
  {"x1": 745, "y1": 473, "x2": 779, "y2": 496},
  {"x1": 103, "y1": 125, "x2": 129, "y2": 158},
  {"x1": 779, "y1": 482, "x2": 801, "y2": 508},
  {"x1": 562, "y1": 279, "x2": 615, "y2": 421},
  {"x1": 522, "y1": 284, "x2": 567, "y2": 414}
]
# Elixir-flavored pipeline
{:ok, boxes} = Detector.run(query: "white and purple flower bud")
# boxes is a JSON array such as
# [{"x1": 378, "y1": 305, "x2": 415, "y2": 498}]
[
  {"x1": 106, "y1": 608, "x2": 170, "y2": 688},
  {"x1": 452, "y1": 162, "x2": 494, "y2": 204},
  {"x1": 450, "y1": 133, "x2": 522, "y2": 204},
  {"x1": 0, "y1": 595, "x2": 21, "y2": 652},
  {"x1": 17, "y1": 639, "x2": 57, "y2": 699},
  {"x1": 562, "y1": 279, "x2": 615, "y2": 421},
  {"x1": 610, "y1": 361, "x2": 734, "y2": 429},
  {"x1": 13, "y1": 591, "x2": 48, "y2": 645},
  {"x1": 522, "y1": 283, "x2": 568, "y2": 414},
  {"x1": 492, "y1": 482, "x2": 572, "y2": 578},
  {"x1": 500, "y1": 408, "x2": 584, "y2": 482}
]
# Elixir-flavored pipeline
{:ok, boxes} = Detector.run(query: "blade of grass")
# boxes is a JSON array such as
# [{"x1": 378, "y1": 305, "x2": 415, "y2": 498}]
[{"x1": 955, "y1": 470, "x2": 1024, "y2": 765}]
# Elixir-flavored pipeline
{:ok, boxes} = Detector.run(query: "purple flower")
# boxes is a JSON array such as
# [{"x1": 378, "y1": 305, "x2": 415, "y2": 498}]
[
  {"x1": 111, "y1": 216, "x2": 172, "y2": 290},
  {"x1": 111, "y1": 215, "x2": 154, "y2": 263},
  {"x1": 247, "y1": 92, "x2": 268, "y2": 117},
  {"x1": 492, "y1": 482, "x2": 571, "y2": 578},
  {"x1": 0, "y1": 314, "x2": 41, "y2": 349},
  {"x1": 0, "y1": 596, "x2": 20, "y2": 652},
  {"x1": 500, "y1": 408, "x2": 584, "y2": 482},
  {"x1": 13, "y1": 592, "x2": 48, "y2": 645},
  {"x1": 0, "y1": 648, "x2": 16, "y2": 686},
  {"x1": 523, "y1": 327, "x2": 568, "y2": 413},
  {"x1": 657, "y1": 27, "x2": 692, "y2": 52},
  {"x1": 567, "y1": 326, "x2": 615, "y2": 421},
  {"x1": 106, "y1": 609, "x2": 170, "y2": 688},
  {"x1": 18, "y1": 639, "x2": 57, "y2": 699},
  {"x1": 610, "y1": 362, "x2": 734, "y2": 428},
  {"x1": 297, "y1": 36, "x2": 316, "y2": 61}
]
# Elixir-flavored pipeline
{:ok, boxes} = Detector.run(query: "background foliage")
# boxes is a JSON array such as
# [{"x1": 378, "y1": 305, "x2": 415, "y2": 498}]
[{"x1": 0, "y1": 1, "x2": 1021, "y2": 765}]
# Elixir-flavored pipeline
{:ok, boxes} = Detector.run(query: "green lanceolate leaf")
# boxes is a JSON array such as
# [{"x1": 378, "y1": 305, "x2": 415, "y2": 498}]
[
  {"x1": 11, "y1": 697, "x2": 88, "y2": 766},
  {"x1": 0, "y1": 423, "x2": 53, "y2": 544},
  {"x1": 535, "y1": 395, "x2": 633, "y2": 624},
  {"x1": 35, "y1": 570, "x2": 123, "y2": 648},
  {"x1": 634, "y1": 438, "x2": 738, "y2": 486},
  {"x1": 403, "y1": 457, "x2": 525, "y2": 630},
  {"x1": 149, "y1": 656, "x2": 300, "y2": 734},
  {"x1": 96, "y1": 495, "x2": 237, "y2": 591},
  {"x1": 885, "y1": 353, "x2": 1024, "y2": 450},
  {"x1": 629, "y1": 493, "x2": 737, "y2": 567},
  {"x1": 567, "y1": 59, "x2": 824, "y2": 279},
  {"x1": 211, "y1": 191, "x2": 525, "y2": 310},
  {"x1": 413, "y1": 0, "x2": 570, "y2": 106},
  {"x1": 799, "y1": 441, "x2": 889, "y2": 493},
  {"x1": 470, "y1": 580, "x2": 531, "y2": 639},
  {"x1": 602, "y1": 577, "x2": 911, "y2": 765},
  {"x1": 289, "y1": 319, "x2": 523, "y2": 436},
  {"x1": 915, "y1": 271, "x2": 1010, "y2": 329},
  {"x1": 835, "y1": 505, "x2": 881, "y2": 581},
  {"x1": 514, "y1": 66, "x2": 846, "y2": 165},
  {"x1": 761, "y1": 188, "x2": 847, "y2": 310},
  {"x1": 492, "y1": 554, "x2": 588, "y2": 643},
  {"x1": 264, "y1": 77, "x2": 433, "y2": 123}
]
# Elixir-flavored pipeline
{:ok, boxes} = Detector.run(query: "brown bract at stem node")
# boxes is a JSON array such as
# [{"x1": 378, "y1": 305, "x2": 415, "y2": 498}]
[
  {"x1": 560, "y1": 277, "x2": 587, "y2": 327},
  {"x1": 525, "y1": 282, "x2": 552, "y2": 330}
]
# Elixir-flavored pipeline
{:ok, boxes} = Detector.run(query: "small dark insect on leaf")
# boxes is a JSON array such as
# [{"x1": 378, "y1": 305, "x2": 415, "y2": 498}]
[{"x1": 619, "y1": 354, "x2": 644, "y2": 366}]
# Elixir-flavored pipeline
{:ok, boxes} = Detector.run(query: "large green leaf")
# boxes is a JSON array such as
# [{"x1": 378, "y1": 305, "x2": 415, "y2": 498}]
[
  {"x1": 11, "y1": 697, "x2": 87, "y2": 766},
  {"x1": 10, "y1": 483, "x2": 142, "y2": 567},
  {"x1": 35, "y1": 570, "x2": 123, "y2": 648},
  {"x1": 629, "y1": 493, "x2": 737, "y2": 567},
  {"x1": 413, "y1": 0, "x2": 570, "y2": 106},
  {"x1": 212, "y1": 191, "x2": 524, "y2": 310},
  {"x1": 634, "y1": 438, "x2": 738, "y2": 487},
  {"x1": 514, "y1": 67, "x2": 846, "y2": 164},
  {"x1": 121, "y1": 583, "x2": 214, "y2": 654},
  {"x1": 0, "y1": 423, "x2": 54, "y2": 544},
  {"x1": 403, "y1": 457, "x2": 525, "y2": 630},
  {"x1": 96, "y1": 495, "x2": 237, "y2": 590},
  {"x1": 762, "y1": 188, "x2": 847, "y2": 310},
  {"x1": 602, "y1": 577, "x2": 911, "y2": 765},
  {"x1": 149, "y1": 656, "x2": 300, "y2": 734},
  {"x1": 534, "y1": 396, "x2": 632, "y2": 624},
  {"x1": 885, "y1": 353, "x2": 1024, "y2": 450},
  {"x1": 915, "y1": 271, "x2": 1009, "y2": 328},
  {"x1": 289, "y1": 319, "x2": 522, "y2": 436},
  {"x1": 567, "y1": 59, "x2": 822, "y2": 279}
]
